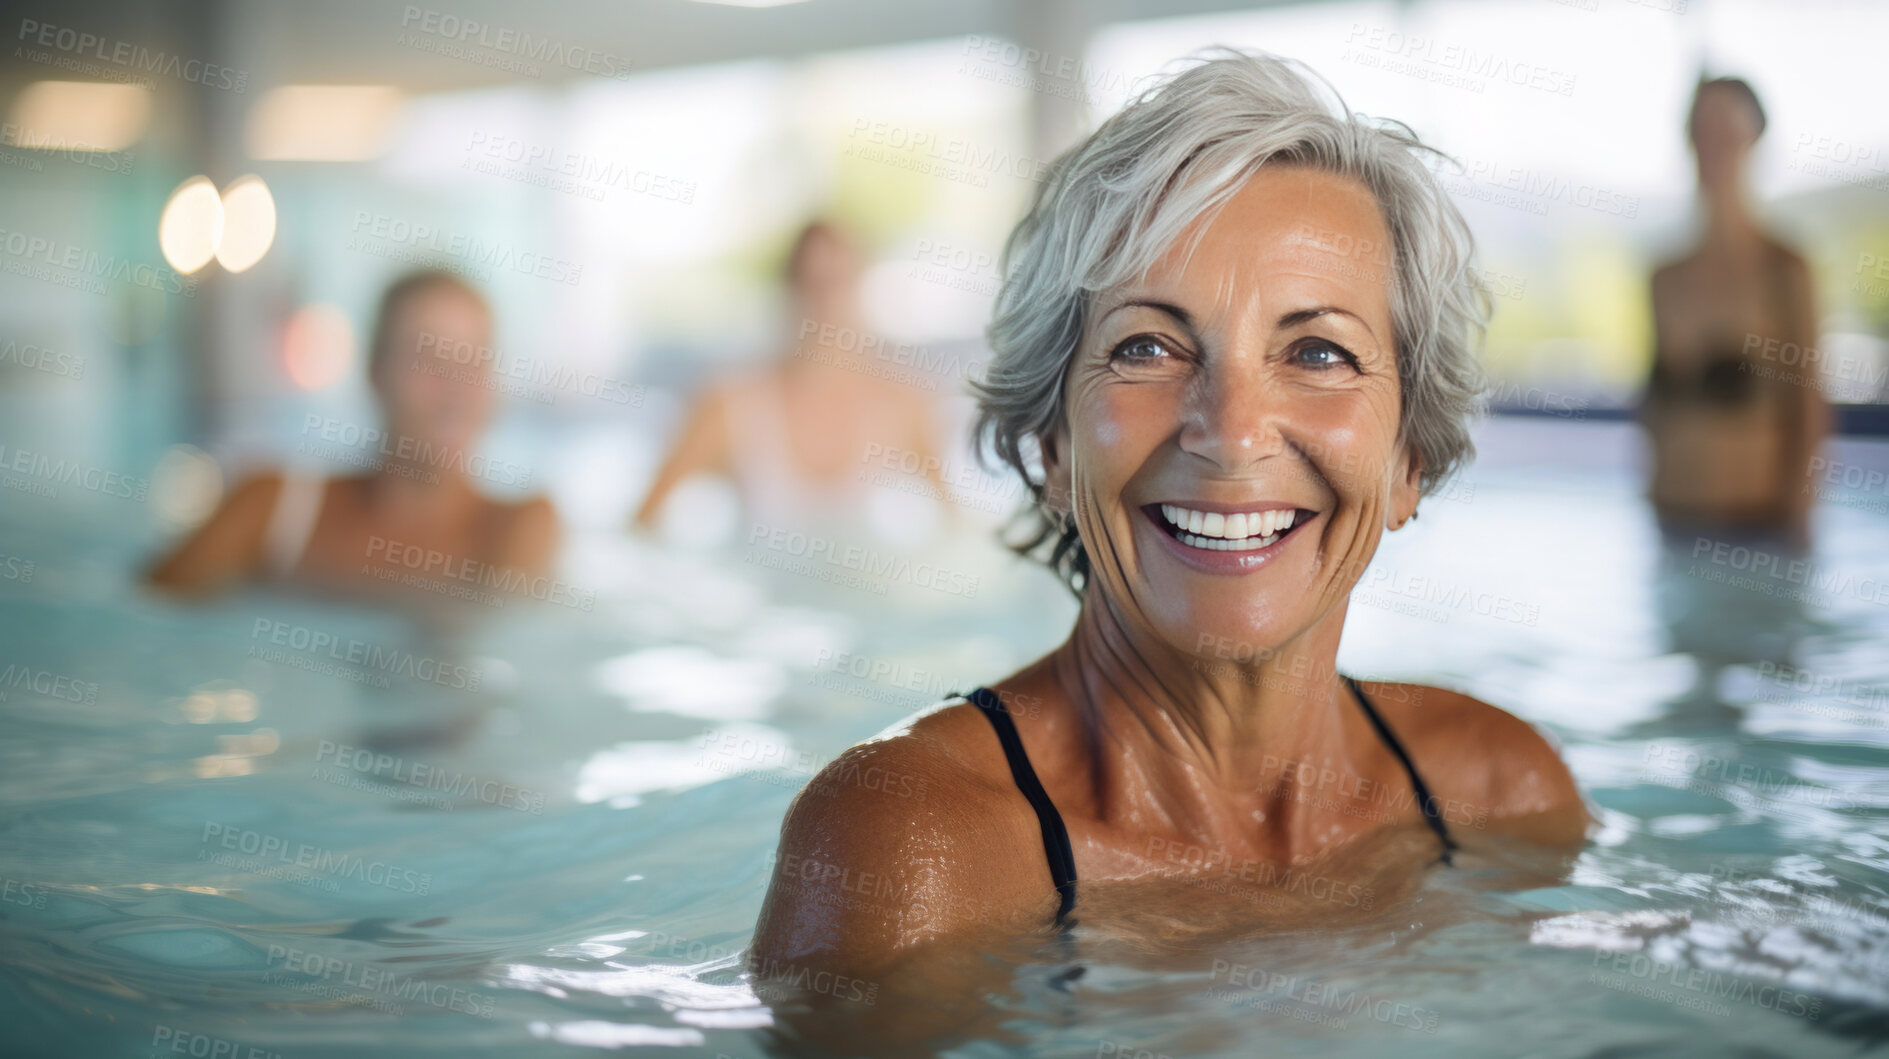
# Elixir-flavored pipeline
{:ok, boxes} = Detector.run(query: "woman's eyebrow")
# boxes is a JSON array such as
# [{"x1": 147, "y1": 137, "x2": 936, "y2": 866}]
[
  {"x1": 1100, "y1": 298, "x2": 1195, "y2": 331},
  {"x1": 1279, "y1": 305, "x2": 1377, "y2": 341}
]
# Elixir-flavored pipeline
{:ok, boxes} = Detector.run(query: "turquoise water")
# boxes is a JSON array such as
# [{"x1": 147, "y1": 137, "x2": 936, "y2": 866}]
[{"x1": 2, "y1": 419, "x2": 1888, "y2": 1057}]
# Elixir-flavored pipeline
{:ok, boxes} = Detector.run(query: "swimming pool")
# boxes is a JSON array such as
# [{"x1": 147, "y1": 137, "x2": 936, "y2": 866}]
[{"x1": 2, "y1": 417, "x2": 1887, "y2": 1057}]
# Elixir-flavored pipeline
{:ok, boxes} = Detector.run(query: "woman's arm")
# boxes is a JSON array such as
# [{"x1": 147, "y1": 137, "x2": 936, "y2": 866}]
[
  {"x1": 496, "y1": 496, "x2": 561, "y2": 581},
  {"x1": 749, "y1": 736, "x2": 1052, "y2": 1050},
  {"x1": 143, "y1": 472, "x2": 283, "y2": 598},
  {"x1": 630, "y1": 385, "x2": 732, "y2": 532}
]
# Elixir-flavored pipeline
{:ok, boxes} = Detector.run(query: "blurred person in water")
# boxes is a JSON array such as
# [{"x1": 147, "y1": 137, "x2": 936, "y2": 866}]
[
  {"x1": 1640, "y1": 75, "x2": 1828, "y2": 549},
  {"x1": 631, "y1": 220, "x2": 956, "y2": 548},
  {"x1": 146, "y1": 269, "x2": 560, "y2": 605}
]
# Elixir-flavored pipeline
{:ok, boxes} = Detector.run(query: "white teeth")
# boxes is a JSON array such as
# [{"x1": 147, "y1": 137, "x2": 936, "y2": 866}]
[{"x1": 1157, "y1": 504, "x2": 1301, "y2": 544}]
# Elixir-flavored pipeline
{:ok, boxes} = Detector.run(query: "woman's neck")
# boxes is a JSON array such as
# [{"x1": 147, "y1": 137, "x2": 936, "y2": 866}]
[
  {"x1": 1046, "y1": 584, "x2": 1365, "y2": 824},
  {"x1": 1699, "y1": 177, "x2": 1764, "y2": 253}
]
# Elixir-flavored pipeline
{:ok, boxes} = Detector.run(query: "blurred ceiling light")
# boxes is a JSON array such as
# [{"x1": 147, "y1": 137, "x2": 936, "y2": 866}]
[
  {"x1": 214, "y1": 175, "x2": 276, "y2": 272},
  {"x1": 5, "y1": 80, "x2": 151, "y2": 151},
  {"x1": 158, "y1": 176, "x2": 224, "y2": 274},
  {"x1": 280, "y1": 303, "x2": 356, "y2": 390},
  {"x1": 247, "y1": 85, "x2": 403, "y2": 161}
]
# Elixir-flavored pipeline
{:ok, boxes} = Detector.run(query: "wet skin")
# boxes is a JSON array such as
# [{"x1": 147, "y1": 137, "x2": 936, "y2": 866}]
[{"x1": 750, "y1": 166, "x2": 1588, "y2": 1044}]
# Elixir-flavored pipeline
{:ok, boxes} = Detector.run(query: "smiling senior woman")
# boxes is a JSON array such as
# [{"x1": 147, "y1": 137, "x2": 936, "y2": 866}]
[{"x1": 753, "y1": 50, "x2": 1587, "y2": 978}]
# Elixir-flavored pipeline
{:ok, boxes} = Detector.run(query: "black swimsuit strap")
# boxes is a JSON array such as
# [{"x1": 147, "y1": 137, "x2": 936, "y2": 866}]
[
  {"x1": 1343, "y1": 676, "x2": 1458, "y2": 864},
  {"x1": 959, "y1": 687, "x2": 1078, "y2": 923}
]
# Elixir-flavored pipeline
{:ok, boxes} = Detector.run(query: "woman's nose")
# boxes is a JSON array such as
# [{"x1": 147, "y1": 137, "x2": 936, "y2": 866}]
[{"x1": 1177, "y1": 359, "x2": 1287, "y2": 472}]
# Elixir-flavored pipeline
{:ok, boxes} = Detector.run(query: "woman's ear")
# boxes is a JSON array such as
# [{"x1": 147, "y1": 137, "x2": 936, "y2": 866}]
[
  {"x1": 1038, "y1": 425, "x2": 1073, "y2": 517},
  {"x1": 1389, "y1": 444, "x2": 1424, "y2": 530}
]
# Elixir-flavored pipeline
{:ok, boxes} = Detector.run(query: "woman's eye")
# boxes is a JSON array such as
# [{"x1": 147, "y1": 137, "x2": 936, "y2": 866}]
[
  {"x1": 1295, "y1": 340, "x2": 1360, "y2": 371},
  {"x1": 1110, "y1": 335, "x2": 1171, "y2": 362}
]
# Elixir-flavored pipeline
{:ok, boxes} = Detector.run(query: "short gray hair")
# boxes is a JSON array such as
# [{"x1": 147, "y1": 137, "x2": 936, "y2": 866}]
[{"x1": 969, "y1": 47, "x2": 1491, "y2": 597}]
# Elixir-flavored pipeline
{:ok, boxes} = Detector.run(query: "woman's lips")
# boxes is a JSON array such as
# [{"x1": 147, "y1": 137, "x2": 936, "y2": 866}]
[{"x1": 1139, "y1": 502, "x2": 1317, "y2": 574}]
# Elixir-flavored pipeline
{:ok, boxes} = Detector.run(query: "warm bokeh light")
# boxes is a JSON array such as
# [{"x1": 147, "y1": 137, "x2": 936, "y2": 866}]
[
  {"x1": 149, "y1": 444, "x2": 225, "y2": 532},
  {"x1": 213, "y1": 175, "x2": 277, "y2": 272},
  {"x1": 157, "y1": 176, "x2": 224, "y2": 274},
  {"x1": 5, "y1": 80, "x2": 152, "y2": 152},
  {"x1": 247, "y1": 85, "x2": 404, "y2": 161},
  {"x1": 280, "y1": 303, "x2": 356, "y2": 390}
]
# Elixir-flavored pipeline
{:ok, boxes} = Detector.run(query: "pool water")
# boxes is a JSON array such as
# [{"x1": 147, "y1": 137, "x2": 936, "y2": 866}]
[{"x1": 2, "y1": 417, "x2": 1887, "y2": 1057}]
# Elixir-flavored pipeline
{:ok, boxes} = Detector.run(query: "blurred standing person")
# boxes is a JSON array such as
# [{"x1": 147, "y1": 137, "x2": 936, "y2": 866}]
[
  {"x1": 1641, "y1": 75, "x2": 1828, "y2": 548},
  {"x1": 147, "y1": 270, "x2": 560, "y2": 604},
  {"x1": 633, "y1": 221, "x2": 956, "y2": 547}
]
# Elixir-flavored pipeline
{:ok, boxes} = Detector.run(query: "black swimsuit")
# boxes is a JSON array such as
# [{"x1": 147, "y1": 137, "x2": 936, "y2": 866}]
[{"x1": 955, "y1": 677, "x2": 1458, "y2": 927}]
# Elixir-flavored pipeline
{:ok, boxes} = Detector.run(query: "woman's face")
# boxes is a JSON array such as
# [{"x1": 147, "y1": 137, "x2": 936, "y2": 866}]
[
  {"x1": 377, "y1": 284, "x2": 495, "y2": 456},
  {"x1": 1043, "y1": 164, "x2": 1418, "y2": 662},
  {"x1": 1690, "y1": 85, "x2": 1758, "y2": 190}
]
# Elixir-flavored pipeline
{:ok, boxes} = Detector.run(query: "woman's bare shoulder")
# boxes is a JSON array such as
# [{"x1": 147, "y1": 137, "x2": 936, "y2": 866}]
[
  {"x1": 751, "y1": 698, "x2": 1058, "y2": 968},
  {"x1": 1365, "y1": 681, "x2": 1588, "y2": 846}
]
